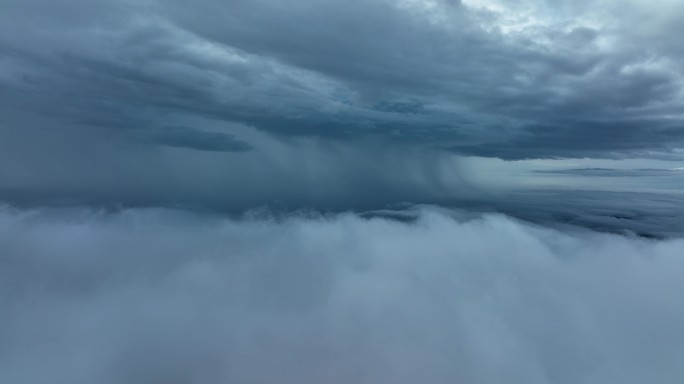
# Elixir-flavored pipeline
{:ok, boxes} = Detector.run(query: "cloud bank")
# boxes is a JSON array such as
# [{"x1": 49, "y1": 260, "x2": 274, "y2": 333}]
[{"x1": 2, "y1": 206, "x2": 683, "y2": 383}]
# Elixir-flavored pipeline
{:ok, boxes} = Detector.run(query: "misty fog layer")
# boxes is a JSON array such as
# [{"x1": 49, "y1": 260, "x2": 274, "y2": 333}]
[{"x1": 2, "y1": 206, "x2": 683, "y2": 384}]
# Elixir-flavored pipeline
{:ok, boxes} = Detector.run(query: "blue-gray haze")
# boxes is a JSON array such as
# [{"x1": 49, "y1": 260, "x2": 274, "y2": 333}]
[{"x1": 1, "y1": 0, "x2": 683, "y2": 382}]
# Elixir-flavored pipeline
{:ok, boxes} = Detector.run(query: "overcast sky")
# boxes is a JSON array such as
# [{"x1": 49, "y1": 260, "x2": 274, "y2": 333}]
[{"x1": 1, "y1": 0, "x2": 684, "y2": 209}]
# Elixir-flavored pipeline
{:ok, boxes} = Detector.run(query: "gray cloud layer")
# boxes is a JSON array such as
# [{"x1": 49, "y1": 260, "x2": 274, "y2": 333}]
[
  {"x1": 1, "y1": 0, "x2": 683, "y2": 161},
  {"x1": 1, "y1": 206, "x2": 684, "y2": 383},
  {"x1": 3, "y1": 4, "x2": 683, "y2": 380}
]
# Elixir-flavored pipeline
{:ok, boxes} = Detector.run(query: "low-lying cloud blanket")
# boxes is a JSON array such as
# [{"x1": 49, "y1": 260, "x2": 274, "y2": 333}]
[{"x1": 2, "y1": 206, "x2": 682, "y2": 384}]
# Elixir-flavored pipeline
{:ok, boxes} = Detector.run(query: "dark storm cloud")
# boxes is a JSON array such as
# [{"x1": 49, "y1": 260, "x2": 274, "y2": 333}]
[
  {"x1": 138, "y1": 126, "x2": 253, "y2": 152},
  {"x1": 1, "y1": 0, "x2": 684, "y2": 211},
  {"x1": 445, "y1": 119, "x2": 684, "y2": 159},
  {"x1": 1, "y1": 0, "x2": 683, "y2": 160},
  {"x1": 0, "y1": 117, "x2": 473, "y2": 211}
]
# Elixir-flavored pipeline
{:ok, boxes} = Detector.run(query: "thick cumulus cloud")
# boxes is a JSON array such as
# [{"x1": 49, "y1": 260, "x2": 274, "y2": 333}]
[
  {"x1": 1, "y1": 0, "x2": 683, "y2": 164},
  {"x1": 2, "y1": 205, "x2": 684, "y2": 383}
]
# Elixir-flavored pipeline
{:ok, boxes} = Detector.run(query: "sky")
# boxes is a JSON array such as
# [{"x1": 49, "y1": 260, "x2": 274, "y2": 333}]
[
  {"x1": 2, "y1": 0, "x2": 684, "y2": 212},
  {"x1": 1, "y1": 0, "x2": 684, "y2": 382}
]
